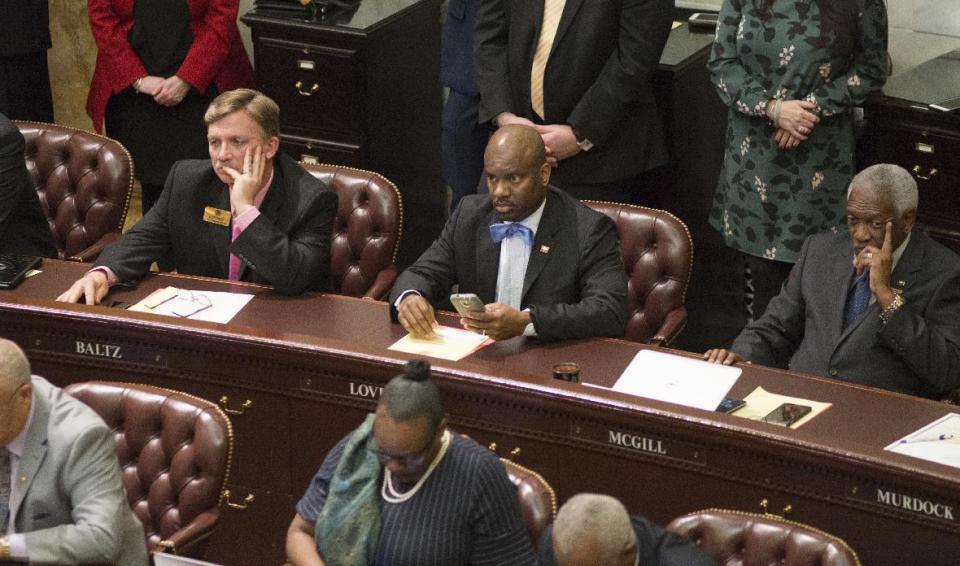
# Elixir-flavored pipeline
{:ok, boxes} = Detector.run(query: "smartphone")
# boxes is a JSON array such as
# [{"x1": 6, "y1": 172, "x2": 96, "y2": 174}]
[
  {"x1": 450, "y1": 293, "x2": 485, "y2": 317},
  {"x1": 716, "y1": 397, "x2": 746, "y2": 413},
  {"x1": 0, "y1": 254, "x2": 42, "y2": 289},
  {"x1": 762, "y1": 403, "x2": 812, "y2": 427}
]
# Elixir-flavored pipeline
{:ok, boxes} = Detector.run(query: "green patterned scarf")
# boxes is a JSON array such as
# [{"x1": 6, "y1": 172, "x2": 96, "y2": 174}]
[{"x1": 314, "y1": 413, "x2": 381, "y2": 565}]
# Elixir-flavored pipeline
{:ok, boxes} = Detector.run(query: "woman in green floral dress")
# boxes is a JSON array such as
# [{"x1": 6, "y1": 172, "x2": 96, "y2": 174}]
[{"x1": 708, "y1": 0, "x2": 887, "y2": 317}]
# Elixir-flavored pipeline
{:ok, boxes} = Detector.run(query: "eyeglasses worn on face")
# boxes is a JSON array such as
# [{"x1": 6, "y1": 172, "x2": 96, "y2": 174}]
[{"x1": 368, "y1": 435, "x2": 436, "y2": 467}]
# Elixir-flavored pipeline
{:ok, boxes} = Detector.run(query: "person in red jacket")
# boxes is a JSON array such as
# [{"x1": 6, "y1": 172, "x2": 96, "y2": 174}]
[{"x1": 86, "y1": 0, "x2": 254, "y2": 215}]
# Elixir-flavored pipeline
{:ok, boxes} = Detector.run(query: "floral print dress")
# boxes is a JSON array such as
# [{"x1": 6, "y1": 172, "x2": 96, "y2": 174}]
[{"x1": 707, "y1": 0, "x2": 887, "y2": 262}]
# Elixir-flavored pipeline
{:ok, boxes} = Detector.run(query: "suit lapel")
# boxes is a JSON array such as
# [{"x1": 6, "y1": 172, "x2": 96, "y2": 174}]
[
  {"x1": 205, "y1": 179, "x2": 231, "y2": 278},
  {"x1": 9, "y1": 384, "x2": 51, "y2": 524},
  {"x1": 521, "y1": 194, "x2": 559, "y2": 302},
  {"x1": 476, "y1": 209, "x2": 501, "y2": 303},
  {"x1": 551, "y1": 0, "x2": 586, "y2": 56},
  {"x1": 888, "y1": 232, "x2": 924, "y2": 297}
]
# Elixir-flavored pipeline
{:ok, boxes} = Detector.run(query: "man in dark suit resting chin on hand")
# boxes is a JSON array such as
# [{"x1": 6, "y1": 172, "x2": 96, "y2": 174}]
[
  {"x1": 389, "y1": 124, "x2": 627, "y2": 342},
  {"x1": 704, "y1": 164, "x2": 960, "y2": 399},
  {"x1": 56, "y1": 89, "x2": 337, "y2": 305}
]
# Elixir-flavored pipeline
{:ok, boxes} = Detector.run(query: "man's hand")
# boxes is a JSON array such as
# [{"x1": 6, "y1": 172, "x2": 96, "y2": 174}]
[
  {"x1": 535, "y1": 124, "x2": 579, "y2": 166},
  {"x1": 224, "y1": 146, "x2": 267, "y2": 216},
  {"x1": 56, "y1": 271, "x2": 110, "y2": 305},
  {"x1": 460, "y1": 303, "x2": 530, "y2": 341},
  {"x1": 495, "y1": 112, "x2": 536, "y2": 128},
  {"x1": 856, "y1": 221, "x2": 897, "y2": 309},
  {"x1": 153, "y1": 75, "x2": 191, "y2": 106},
  {"x1": 775, "y1": 128, "x2": 802, "y2": 149},
  {"x1": 397, "y1": 294, "x2": 438, "y2": 338},
  {"x1": 703, "y1": 348, "x2": 743, "y2": 365},
  {"x1": 768, "y1": 100, "x2": 819, "y2": 141}
]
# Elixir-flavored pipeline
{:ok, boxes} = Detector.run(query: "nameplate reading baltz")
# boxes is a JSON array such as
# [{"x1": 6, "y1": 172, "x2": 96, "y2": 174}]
[{"x1": 203, "y1": 207, "x2": 232, "y2": 226}]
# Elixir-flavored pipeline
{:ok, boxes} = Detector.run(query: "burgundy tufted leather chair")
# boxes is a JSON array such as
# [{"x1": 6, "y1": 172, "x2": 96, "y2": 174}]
[
  {"x1": 500, "y1": 458, "x2": 557, "y2": 547},
  {"x1": 64, "y1": 381, "x2": 233, "y2": 558},
  {"x1": 301, "y1": 163, "x2": 402, "y2": 299},
  {"x1": 583, "y1": 201, "x2": 693, "y2": 345},
  {"x1": 15, "y1": 121, "x2": 134, "y2": 262},
  {"x1": 666, "y1": 509, "x2": 861, "y2": 566}
]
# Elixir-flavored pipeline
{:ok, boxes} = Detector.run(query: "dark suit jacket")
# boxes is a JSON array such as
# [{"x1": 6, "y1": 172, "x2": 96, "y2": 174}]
[
  {"x1": 389, "y1": 187, "x2": 627, "y2": 341},
  {"x1": 0, "y1": 0, "x2": 50, "y2": 56},
  {"x1": 442, "y1": 0, "x2": 479, "y2": 96},
  {"x1": 733, "y1": 231, "x2": 960, "y2": 399},
  {"x1": 0, "y1": 113, "x2": 56, "y2": 257},
  {"x1": 475, "y1": 0, "x2": 673, "y2": 184},
  {"x1": 538, "y1": 515, "x2": 713, "y2": 566},
  {"x1": 96, "y1": 153, "x2": 338, "y2": 294}
]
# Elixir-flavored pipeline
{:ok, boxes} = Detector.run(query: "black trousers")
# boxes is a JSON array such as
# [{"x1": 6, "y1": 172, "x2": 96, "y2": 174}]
[{"x1": 0, "y1": 51, "x2": 54, "y2": 122}]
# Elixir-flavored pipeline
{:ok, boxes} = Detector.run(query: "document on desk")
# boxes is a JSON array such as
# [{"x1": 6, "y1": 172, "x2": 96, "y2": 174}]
[
  {"x1": 729, "y1": 386, "x2": 832, "y2": 428},
  {"x1": 885, "y1": 413, "x2": 960, "y2": 469},
  {"x1": 388, "y1": 326, "x2": 493, "y2": 361},
  {"x1": 608, "y1": 349, "x2": 741, "y2": 411},
  {"x1": 128, "y1": 286, "x2": 254, "y2": 324}
]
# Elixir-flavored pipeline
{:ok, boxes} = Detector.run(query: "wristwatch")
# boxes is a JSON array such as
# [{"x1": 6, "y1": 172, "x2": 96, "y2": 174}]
[
  {"x1": 570, "y1": 125, "x2": 594, "y2": 152},
  {"x1": 0, "y1": 536, "x2": 10, "y2": 560}
]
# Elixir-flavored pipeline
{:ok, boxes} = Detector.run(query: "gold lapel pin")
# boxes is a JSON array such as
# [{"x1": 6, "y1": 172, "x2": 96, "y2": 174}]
[
  {"x1": 540, "y1": 245, "x2": 550, "y2": 254},
  {"x1": 897, "y1": 280, "x2": 906, "y2": 287},
  {"x1": 19, "y1": 475, "x2": 27, "y2": 483}
]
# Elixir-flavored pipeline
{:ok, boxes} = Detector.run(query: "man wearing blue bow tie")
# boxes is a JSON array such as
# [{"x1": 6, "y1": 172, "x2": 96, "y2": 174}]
[{"x1": 390, "y1": 125, "x2": 627, "y2": 341}]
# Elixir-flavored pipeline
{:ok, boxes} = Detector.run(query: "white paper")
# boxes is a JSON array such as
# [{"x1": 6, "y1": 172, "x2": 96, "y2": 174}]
[
  {"x1": 129, "y1": 287, "x2": 254, "y2": 324},
  {"x1": 388, "y1": 325, "x2": 493, "y2": 361},
  {"x1": 153, "y1": 553, "x2": 222, "y2": 566},
  {"x1": 610, "y1": 349, "x2": 741, "y2": 411},
  {"x1": 885, "y1": 413, "x2": 960, "y2": 469}
]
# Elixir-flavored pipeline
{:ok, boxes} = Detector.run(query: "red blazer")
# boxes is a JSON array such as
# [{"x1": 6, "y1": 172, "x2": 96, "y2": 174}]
[{"x1": 86, "y1": 0, "x2": 255, "y2": 133}]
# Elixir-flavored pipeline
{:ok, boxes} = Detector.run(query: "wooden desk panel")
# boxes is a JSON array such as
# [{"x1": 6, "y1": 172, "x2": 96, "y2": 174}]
[{"x1": 3, "y1": 261, "x2": 960, "y2": 565}]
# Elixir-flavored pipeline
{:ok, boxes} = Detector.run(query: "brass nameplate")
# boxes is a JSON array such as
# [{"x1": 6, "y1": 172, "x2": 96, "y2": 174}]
[
  {"x1": 570, "y1": 421, "x2": 706, "y2": 466},
  {"x1": 203, "y1": 207, "x2": 231, "y2": 226}
]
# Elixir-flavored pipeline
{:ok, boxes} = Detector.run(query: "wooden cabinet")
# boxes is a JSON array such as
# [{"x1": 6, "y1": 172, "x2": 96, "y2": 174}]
[
  {"x1": 242, "y1": 0, "x2": 445, "y2": 267},
  {"x1": 859, "y1": 49, "x2": 960, "y2": 254}
]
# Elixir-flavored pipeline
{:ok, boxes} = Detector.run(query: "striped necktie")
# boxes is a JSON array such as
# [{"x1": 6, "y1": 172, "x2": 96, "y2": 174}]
[{"x1": 530, "y1": 0, "x2": 566, "y2": 119}]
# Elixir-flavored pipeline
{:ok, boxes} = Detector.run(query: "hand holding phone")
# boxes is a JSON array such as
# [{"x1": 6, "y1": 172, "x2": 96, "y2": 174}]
[{"x1": 450, "y1": 293, "x2": 485, "y2": 318}]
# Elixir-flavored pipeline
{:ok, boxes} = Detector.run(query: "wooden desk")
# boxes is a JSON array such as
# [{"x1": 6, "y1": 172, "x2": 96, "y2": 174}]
[{"x1": 3, "y1": 261, "x2": 959, "y2": 565}]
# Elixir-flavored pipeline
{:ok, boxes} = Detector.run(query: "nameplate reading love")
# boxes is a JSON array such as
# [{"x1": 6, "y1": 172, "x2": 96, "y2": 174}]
[{"x1": 203, "y1": 207, "x2": 232, "y2": 226}]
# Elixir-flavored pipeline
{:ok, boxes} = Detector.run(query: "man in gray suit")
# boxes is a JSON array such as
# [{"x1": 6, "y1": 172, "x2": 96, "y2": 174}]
[
  {"x1": 705, "y1": 164, "x2": 960, "y2": 399},
  {"x1": 57, "y1": 89, "x2": 337, "y2": 305},
  {"x1": 390, "y1": 124, "x2": 627, "y2": 341},
  {"x1": 0, "y1": 338, "x2": 147, "y2": 564}
]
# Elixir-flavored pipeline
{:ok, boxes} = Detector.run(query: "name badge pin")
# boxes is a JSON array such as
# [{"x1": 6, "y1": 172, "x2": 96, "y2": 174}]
[{"x1": 203, "y1": 206, "x2": 232, "y2": 226}]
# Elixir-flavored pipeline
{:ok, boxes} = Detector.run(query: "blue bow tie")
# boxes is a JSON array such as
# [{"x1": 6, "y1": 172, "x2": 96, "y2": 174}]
[{"x1": 489, "y1": 222, "x2": 534, "y2": 246}]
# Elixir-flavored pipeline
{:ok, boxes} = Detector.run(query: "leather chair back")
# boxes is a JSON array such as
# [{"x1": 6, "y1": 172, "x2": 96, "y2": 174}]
[
  {"x1": 666, "y1": 509, "x2": 861, "y2": 566},
  {"x1": 302, "y1": 163, "x2": 402, "y2": 299},
  {"x1": 500, "y1": 458, "x2": 557, "y2": 547},
  {"x1": 583, "y1": 201, "x2": 693, "y2": 345},
  {"x1": 65, "y1": 381, "x2": 233, "y2": 558},
  {"x1": 16, "y1": 121, "x2": 133, "y2": 262}
]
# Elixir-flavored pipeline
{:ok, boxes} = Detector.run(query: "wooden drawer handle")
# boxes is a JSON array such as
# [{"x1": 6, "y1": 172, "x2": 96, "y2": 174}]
[
  {"x1": 912, "y1": 165, "x2": 939, "y2": 181},
  {"x1": 218, "y1": 396, "x2": 252, "y2": 415},
  {"x1": 295, "y1": 81, "x2": 320, "y2": 96},
  {"x1": 223, "y1": 489, "x2": 255, "y2": 510}
]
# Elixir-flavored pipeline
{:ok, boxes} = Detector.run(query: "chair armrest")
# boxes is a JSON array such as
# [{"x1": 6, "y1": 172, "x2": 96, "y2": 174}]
[
  {"x1": 363, "y1": 267, "x2": 398, "y2": 300},
  {"x1": 648, "y1": 307, "x2": 687, "y2": 347},
  {"x1": 153, "y1": 509, "x2": 221, "y2": 557},
  {"x1": 67, "y1": 233, "x2": 121, "y2": 263}
]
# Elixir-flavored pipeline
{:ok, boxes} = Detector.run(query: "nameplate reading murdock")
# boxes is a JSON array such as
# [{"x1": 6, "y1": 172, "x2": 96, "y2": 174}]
[
  {"x1": 570, "y1": 421, "x2": 705, "y2": 465},
  {"x1": 876, "y1": 489, "x2": 955, "y2": 521},
  {"x1": 348, "y1": 382, "x2": 383, "y2": 401}
]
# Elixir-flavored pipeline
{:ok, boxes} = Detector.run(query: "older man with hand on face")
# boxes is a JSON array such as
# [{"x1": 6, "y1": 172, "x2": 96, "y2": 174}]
[
  {"x1": 389, "y1": 124, "x2": 627, "y2": 342},
  {"x1": 57, "y1": 88, "x2": 337, "y2": 305},
  {"x1": 705, "y1": 164, "x2": 960, "y2": 399}
]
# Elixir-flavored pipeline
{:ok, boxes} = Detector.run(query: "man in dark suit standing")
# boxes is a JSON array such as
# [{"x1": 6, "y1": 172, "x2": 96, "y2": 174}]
[
  {"x1": 390, "y1": 124, "x2": 627, "y2": 342},
  {"x1": 0, "y1": 113, "x2": 56, "y2": 258},
  {"x1": 474, "y1": 0, "x2": 673, "y2": 203},
  {"x1": 705, "y1": 164, "x2": 960, "y2": 399},
  {"x1": 441, "y1": 0, "x2": 491, "y2": 211},
  {"x1": 57, "y1": 89, "x2": 337, "y2": 305},
  {"x1": 0, "y1": 0, "x2": 54, "y2": 122}
]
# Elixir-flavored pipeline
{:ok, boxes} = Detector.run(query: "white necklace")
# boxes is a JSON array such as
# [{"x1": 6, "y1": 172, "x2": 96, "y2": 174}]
[{"x1": 381, "y1": 429, "x2": 451, "y2": 504}]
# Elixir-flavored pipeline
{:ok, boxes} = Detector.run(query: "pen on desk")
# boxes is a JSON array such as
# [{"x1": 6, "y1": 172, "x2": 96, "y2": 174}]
[{"x1": 899, "y1": 434, "x2": 955, "y2": 444}]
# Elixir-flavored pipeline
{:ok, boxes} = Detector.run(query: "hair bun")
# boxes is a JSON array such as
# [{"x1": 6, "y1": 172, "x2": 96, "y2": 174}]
[{"x1": 403, "y1": 359, "x2": 432, "y2": 382}]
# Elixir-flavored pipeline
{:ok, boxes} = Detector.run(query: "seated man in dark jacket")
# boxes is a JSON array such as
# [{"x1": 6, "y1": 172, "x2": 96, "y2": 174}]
[
  {"x1": 0, "y1": 112, "x2": 56, "y2": 258},
  {"x1": 57, "y1": 89, "x2": 337, "y2": 304}
]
